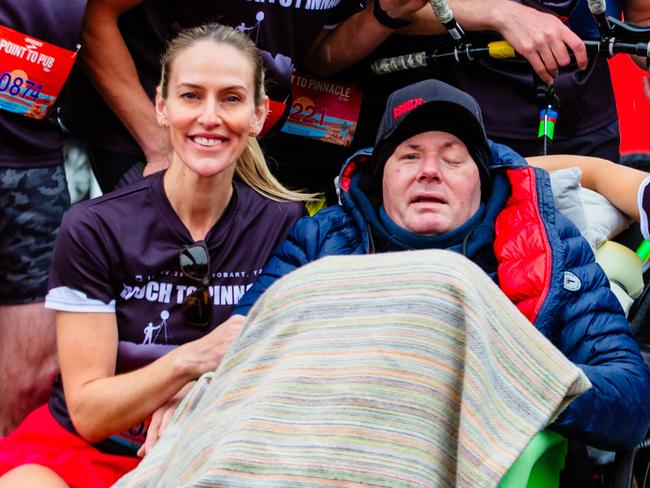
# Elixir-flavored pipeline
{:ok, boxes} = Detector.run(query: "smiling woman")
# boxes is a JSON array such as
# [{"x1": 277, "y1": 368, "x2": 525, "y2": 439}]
[
  {"x1": 0, "y1": 24, "x2": 314, "y2": 488},
  {"x1": 155, "y1": 24, "x2": 314, "y2": 224}
]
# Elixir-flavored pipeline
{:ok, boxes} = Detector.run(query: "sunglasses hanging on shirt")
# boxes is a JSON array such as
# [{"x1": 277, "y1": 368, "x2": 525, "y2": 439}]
[{"x1": 179, "y1": 241, "x2": 212, "y2": 328}]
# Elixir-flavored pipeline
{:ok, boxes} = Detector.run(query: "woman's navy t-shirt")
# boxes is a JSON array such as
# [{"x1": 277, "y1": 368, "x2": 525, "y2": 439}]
[{"x1": 44, "y1": 172, "x2": 305, "y2": 454}]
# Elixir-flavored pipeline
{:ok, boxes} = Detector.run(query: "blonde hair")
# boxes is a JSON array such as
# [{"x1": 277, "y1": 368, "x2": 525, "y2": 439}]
[{"x1": 160, "y1": 23, "x2": 317, "y2": 202}]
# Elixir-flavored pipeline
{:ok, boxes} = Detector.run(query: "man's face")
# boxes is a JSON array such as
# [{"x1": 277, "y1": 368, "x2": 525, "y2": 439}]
[{"x1": 382, "y1": 131, "x2": 482, "y2": 236}]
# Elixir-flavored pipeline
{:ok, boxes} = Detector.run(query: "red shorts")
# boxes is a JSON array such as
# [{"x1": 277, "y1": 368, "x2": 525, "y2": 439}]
[{"x1": 0, "y1": 405, "x2": 140, "y2": 487}]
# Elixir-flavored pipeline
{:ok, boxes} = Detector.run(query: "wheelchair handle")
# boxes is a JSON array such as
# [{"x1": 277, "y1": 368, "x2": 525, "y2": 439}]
[
  {"x1": 587, "y1": 0, "x2": 607, "y2": 16},
  {"x1": 587, "y1": 0, "x2": 612, "y2": 35},
  {"x1": 370, "y1": 36, "x2": 650, "y2": 75},
  {"x1": 428, "y1": 0, "x2": 464, "y2": 41}
]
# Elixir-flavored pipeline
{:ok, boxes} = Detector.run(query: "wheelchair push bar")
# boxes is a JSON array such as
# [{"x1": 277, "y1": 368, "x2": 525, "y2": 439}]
[{"x1": 370, "y1": 30, "x2": 650, "y2": 76}]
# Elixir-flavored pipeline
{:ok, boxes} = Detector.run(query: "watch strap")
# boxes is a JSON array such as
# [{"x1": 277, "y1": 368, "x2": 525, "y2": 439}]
[{"x1": 372, "y1": 1, "x2": 412, "y2": 29}]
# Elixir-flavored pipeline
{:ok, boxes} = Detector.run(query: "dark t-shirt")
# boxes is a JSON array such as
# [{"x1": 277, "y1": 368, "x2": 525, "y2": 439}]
[
  {"x1": 44, "y1": 172, "x2": 304, "y2": 454},
  {"x1": 62, "y1": 0, "x2": 362, "y2": 191},
  {"x1": 0, "y1": 0, "x2": 86, "y2": 168}
]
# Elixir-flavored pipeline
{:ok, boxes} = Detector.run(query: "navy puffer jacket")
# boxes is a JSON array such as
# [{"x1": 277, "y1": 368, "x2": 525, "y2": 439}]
[{"x1": 236, "y1": 142, "x2": 650, "y2": 450}]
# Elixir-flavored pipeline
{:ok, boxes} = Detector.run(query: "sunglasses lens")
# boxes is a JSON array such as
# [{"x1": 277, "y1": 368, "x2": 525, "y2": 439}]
[
  {"x1": 180, "y1": 244, "x2": 209, "y2": 281},
  {"x1": 182, "y1": 287, "x2": 212, "y2": 328}
]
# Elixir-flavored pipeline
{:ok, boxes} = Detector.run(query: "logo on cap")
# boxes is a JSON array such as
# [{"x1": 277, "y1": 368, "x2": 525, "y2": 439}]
[{"x1": 393, "y1": 98, "x2": 424, "y2": 120}]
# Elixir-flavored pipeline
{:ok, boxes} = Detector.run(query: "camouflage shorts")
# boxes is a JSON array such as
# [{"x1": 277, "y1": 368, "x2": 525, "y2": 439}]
[{"x1": 0, "y1": 166, "x2": 70, "y2": 304}]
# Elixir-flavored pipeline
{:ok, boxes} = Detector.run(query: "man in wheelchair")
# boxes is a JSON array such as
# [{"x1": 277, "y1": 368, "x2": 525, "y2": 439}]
[
  {"x1": 115, "y1": 80, "x2": 650, "y2": 487},
  {"x1": 236, "y1": 79, "x2": 650, "y2": 451}
]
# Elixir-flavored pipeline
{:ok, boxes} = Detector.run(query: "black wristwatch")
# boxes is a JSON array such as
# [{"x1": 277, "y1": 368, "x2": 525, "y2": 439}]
[{"x1": 372, "y1": 0, "x2": 412, "y2": 29}]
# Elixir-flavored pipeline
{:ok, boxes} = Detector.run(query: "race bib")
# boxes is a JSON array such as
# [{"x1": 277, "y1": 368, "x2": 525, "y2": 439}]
[
  {"x1": 0, "y1": 25, "x2": 78, "y2": 120},
  {"x1": 280, "y1": 72, "x2": 363, "y2": 147}
]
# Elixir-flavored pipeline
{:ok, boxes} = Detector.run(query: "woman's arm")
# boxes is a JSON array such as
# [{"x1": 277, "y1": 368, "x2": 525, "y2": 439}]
[
  {"x1": 80, "y1": 0, "x2": 169, "y2": 175},
  {"x1": 58, "y1": 312, "x2": 245, "y2": 443},
  {"x1": 528, "y1": 154, "x2": 649, "y2": 221}
]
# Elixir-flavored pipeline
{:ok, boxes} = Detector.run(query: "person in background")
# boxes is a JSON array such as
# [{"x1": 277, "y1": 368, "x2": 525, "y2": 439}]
[
  {"x1": 0, "y1": 0, "x2": 87, "y2": 436},
  {"x1": 0, "y1": 23, "x2": 311, "y2": 487}
]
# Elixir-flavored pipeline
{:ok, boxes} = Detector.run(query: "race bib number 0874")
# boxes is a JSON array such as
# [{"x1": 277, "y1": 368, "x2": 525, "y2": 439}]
[
  {"x1": 0, "y1": 25, "x2": 78, "y2": 120},
  {"x1": 0, "y1": 72, "x2": 43, "y2": 100}
]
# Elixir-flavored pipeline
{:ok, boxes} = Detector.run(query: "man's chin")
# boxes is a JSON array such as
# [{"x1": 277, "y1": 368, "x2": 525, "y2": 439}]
[{"x1": 404, "y1": 217, "x2": 447, "y2": 237}]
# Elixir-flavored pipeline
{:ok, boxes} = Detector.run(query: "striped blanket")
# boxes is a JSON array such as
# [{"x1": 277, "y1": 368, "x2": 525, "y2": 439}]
[{"x1": 115, "y1": 250, "x2": 590, "y2": 488}]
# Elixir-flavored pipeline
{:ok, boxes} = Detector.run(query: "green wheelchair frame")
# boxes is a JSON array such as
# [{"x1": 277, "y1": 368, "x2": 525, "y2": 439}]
[{"x1": 499, "y1": 430, "x2": 568, "y2": 488}]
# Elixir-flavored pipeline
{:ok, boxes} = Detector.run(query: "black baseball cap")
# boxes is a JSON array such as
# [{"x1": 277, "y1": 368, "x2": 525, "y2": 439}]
[{"x1": 371, "y1": 79, "x2": 491, "y2": 194}]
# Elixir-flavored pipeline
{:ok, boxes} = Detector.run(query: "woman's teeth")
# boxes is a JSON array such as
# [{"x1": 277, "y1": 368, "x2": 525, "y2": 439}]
[{"x1": 193, "y1": 136, "x2": 223, "y2": 147}]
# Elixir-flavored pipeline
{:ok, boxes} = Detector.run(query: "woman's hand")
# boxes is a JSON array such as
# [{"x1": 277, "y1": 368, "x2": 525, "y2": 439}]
[
  {"x1": 136, "y1": 315, "x2": 247, "y2": 455},
  {"x1": 178, "y1": 314, "x2": 247, "y2": 378},
  {"x1": 137, "y1": 380, "x2": 196, "y2": 457}
]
